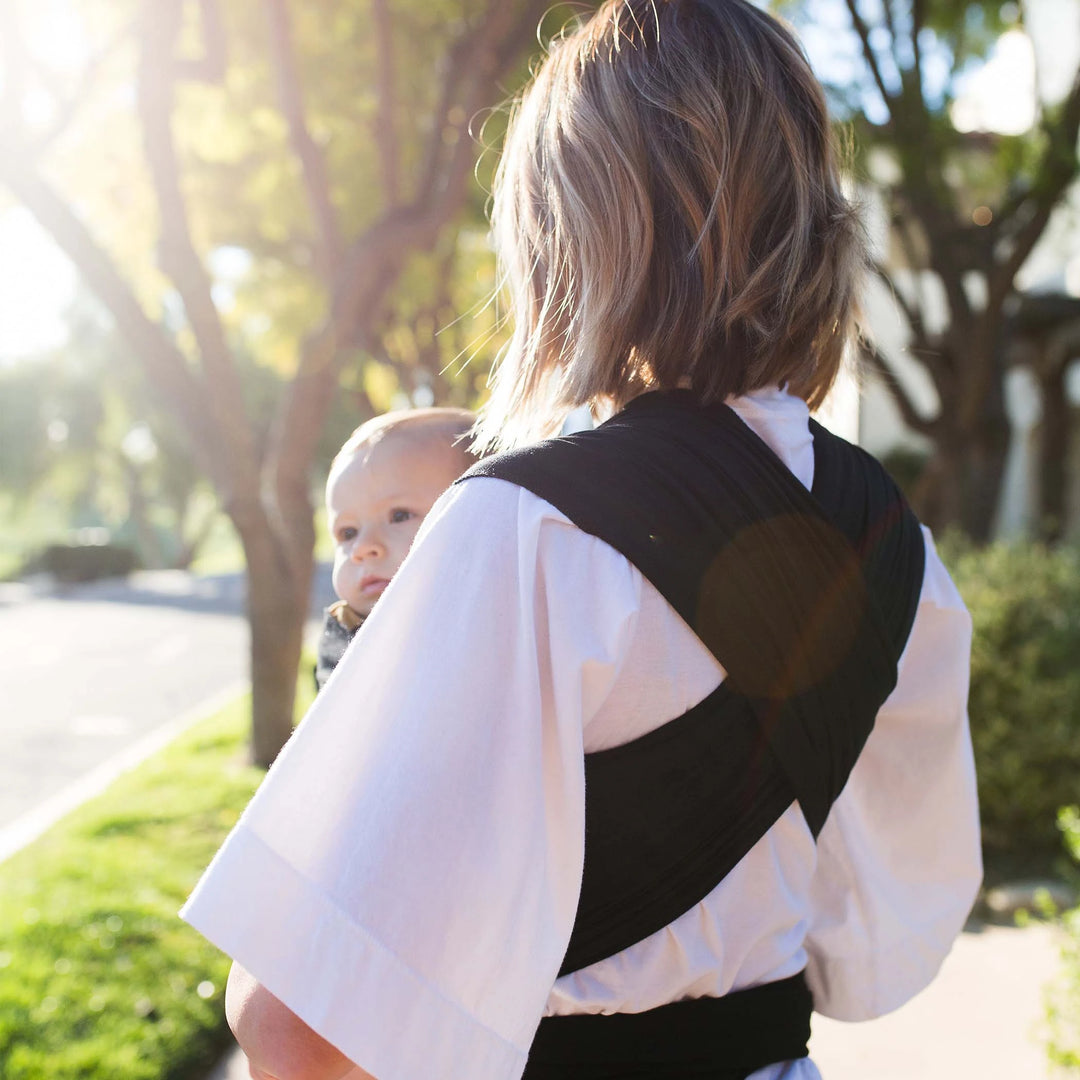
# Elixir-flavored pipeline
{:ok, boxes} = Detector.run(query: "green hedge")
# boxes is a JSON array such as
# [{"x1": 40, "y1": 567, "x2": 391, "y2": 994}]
[
  {"x1": 0, "y1": 700, "x2": 263, "y2": 1080},
  {"x1": 1046, "y1": 807, "x2": 1080, "y2": 1073},
  {"x1": 943, "y1": 540, "x2": 1080, "y2": 858}
]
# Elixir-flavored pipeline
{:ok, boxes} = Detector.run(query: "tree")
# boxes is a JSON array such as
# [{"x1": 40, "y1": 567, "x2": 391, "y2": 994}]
[
  {"x1": 785, "y1": 0, "x2": 1080, "y2": 539},
  {"x1": 1004, "y1": 292, "x2": 1080, "y2": 542},
  {"x1": 0, "y1": 295, "x2": 214, "y2": 571},
  {"x1": 0, "y1": 0, "x2": 555, "y2": 764}
]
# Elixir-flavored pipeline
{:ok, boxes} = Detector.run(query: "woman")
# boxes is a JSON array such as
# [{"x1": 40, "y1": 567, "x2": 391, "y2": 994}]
[{"x1": 182, "y1": 2, "x2": 981, "y2": 1077}]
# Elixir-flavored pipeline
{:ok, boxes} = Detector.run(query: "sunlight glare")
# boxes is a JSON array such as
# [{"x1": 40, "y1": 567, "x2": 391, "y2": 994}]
[
  {"x1": 1026, "y1": 0, "x2": 1080, "y2": 103},
  {"x1": 1066, "y1": 254, "x2": 1080, "y2": 299},
  {"x1": 951, "y1": 30, "x2": 1037, "y2": 135},
  {"x1": 0, "y1": 209, "x2": 76, "y2": 358},
  {"x1": 22, "y1": 0, "x2": 89, "y2": 75}
]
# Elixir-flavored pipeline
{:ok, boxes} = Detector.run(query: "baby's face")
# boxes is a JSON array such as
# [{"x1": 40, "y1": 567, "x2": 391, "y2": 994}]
[{"x1": 327, "y1": 436, "x2": 463, "y2": 617}]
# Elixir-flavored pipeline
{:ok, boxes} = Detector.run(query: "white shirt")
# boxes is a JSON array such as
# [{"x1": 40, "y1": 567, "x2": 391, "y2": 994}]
[{"x1": 181, "y1": 388, "x2": 982, "y2": 1080}]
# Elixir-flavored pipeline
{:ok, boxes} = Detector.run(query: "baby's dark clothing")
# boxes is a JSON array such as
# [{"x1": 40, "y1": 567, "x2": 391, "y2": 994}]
[{"x1": 314, "y1": 600, "x2": 365, "y2": 692}]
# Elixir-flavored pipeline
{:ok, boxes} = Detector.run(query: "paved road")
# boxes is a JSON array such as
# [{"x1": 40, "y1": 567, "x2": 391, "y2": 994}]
[{"x1": 0, "y1": 568, "x2": 334, "y2": 843}]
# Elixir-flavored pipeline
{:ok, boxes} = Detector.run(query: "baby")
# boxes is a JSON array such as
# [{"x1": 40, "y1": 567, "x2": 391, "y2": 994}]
[{"x1": 315, "y1": 407, "x2": 476, "y2": 691}]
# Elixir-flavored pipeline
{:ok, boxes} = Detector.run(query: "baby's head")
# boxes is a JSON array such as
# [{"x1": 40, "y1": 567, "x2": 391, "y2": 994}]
[{"x1": 326, "y1": 408, "x2": 476, "y2": 617}]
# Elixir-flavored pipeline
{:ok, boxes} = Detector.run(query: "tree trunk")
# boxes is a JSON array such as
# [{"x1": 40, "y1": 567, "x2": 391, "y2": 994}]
[
  {"x1": 1038, "y1": 364, "x2": 1069, "y2": 544},
  {"x1": 911, "y1": 443, "x2": 955, "y2": 536},
  {"x1": 919, "y1": 411, "x2": 1010, "y2": 542},
  {"x1": 239, "y1": 519, "x2": 314, "y2": 767},
  {"x1": 915, "y1": 325, "x2": 1011, "y2": 542},
  {"x1": 956, "y1": 415, "x2": 1011, "y2": 542}
]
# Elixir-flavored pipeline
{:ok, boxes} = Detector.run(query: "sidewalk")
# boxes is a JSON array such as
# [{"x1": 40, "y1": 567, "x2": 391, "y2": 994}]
[
  {"x1": 810, "y1": 921, "x2": 1062, "y2": 1079},
  {"x1": 208, "y1": 921, "x2": 1065, "y2": 1079}
]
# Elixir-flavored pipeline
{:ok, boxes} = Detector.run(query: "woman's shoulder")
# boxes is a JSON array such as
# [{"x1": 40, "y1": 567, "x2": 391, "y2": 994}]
[
  {"x1": 427, "y1": 466, "x2": 581, "y2": 539},
  {"x1": 414, "y1": 470, "x2": 643, "y2": 603}
]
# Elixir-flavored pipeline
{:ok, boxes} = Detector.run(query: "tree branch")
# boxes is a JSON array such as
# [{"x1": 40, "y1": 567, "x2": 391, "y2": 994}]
[
  {"x1": 268, "y1": 221, "x2": 408, "y2": 491},
  {"x1": 176, "y1": 0, "x2": 227, "y2": 83},
  {"x1": 859, "y1": 338, "x2": 938, "y2": 436},
  {"x1": 891, "y1": 0, "x2": 930, "y2": 124},
  {"x1": 332, "y1": 0, "x2": 553, "y2": 345},
  {"x1": 872, "y1": 261, "x2": 929, "y2": 344},
  {"x1": 415, "y1": 35, "x2": 470, "y2": 205},
  {"x1": 876, "y1": 240, "x2": 955, "y2": 390},
  {"x1": 372, "y1": 0, "x2": 400, "y2": 204},
  {"x1": 0, "y1": 148, "x2": 225, "y2": 486},
  {"x1": 988, "y1": 67, "x2": 1080, "y2": 311},
  {"x1": 910, "y1": 0, "x2": 925, "y2": 94},
  {"x1": 136, "y1": 0, "x2": 258, "y2": 498},
  {"x1": 267, "y1": 0, "x2": 548, "y2": 500},
  {"x1": 31, "y1": 19, "x2": 137, "y2": 155},
  {"x1": 1043, "y1": 316, "x2": 1080, "y2": 378},
  {"x1": 378, "y1": 240, "x2": 461, "y2": 398},
  {"x1": 887, "y1": 202, "x2": 924, "y2": 272},
  {"x1": 264, "y1": 0, "x2": 344, "y2": 279},
  {"x1": 265, "y1": 0, "x2": 550, "y2": 569},
  {"x1": 0, "y1": 2, "x2": 28, "y2": 138},
  {"x1": 894, "y1": 183, "x2": 974, "y2": 330},
  {"x1": 843, "y1": 0, "x2": 894, "y2": 117},
  {"x1": 880, "y1": 0, "x2": 897, "y2": 49},
  {"x1": 415, "y1": 0, "x2": 549, "y2": 209},
  {"x1": 871, "y1": 253, "x2": 954, "y2": 395}
]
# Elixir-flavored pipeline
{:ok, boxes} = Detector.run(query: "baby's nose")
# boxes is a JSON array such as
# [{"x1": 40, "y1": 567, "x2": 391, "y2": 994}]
[{"x1": 351, "y1": 532, "x2": 383, "y2": 560}]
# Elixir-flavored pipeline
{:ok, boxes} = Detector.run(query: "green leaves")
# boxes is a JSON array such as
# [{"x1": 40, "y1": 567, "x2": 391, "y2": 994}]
[
  {"x1": 943, "y1": 538, "x2": 1080, "y2": 856},
  {"x1": 1045, "y1": 807, "x2": 1080, "y2": 1072}
]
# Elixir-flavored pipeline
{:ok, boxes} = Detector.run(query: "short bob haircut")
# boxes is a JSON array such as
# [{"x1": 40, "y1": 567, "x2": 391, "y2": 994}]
[{"x1": 476, "y1": 0, "x2": 865, "y2": 451}]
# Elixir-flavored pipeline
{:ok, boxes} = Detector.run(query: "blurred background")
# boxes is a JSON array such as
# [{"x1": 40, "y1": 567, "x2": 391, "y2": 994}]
[{"x1": 0, "y1": 0, "x2": 1078, "y2": 1077}]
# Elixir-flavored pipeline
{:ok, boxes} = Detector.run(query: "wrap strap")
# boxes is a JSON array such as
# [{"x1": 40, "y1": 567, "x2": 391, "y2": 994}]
[{"x1": 463, "y1": 390, "x2": 925, "y2": 976}]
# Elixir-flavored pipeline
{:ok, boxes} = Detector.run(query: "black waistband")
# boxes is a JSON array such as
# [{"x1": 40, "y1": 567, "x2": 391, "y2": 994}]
[{"x1": 522, "y1": 972, "x2": 812, "y2": 1080}]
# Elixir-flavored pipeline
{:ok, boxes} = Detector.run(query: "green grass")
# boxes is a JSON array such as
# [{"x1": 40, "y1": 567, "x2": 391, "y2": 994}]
[
  {"x1": 0, "y1": 550, "x2": 22, "y2": 582},
  {"x1": 0, "y1": 667, "x2": 316, "y2": 1080},
  {"x1": 185, "y1": 514, "x2": 246, "y2": 578}
]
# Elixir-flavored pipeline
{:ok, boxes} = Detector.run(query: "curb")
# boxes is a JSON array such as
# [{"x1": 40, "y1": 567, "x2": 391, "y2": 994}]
[
  {"x1": 205, "y1": 1042, "x2": 248, "y2": 1080},
  {"x1": 0, "y1": 680, "x2": 249, "y2": 866}
]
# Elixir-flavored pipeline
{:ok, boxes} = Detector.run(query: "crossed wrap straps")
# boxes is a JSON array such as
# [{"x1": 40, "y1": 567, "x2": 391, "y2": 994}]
[{"x1": 463, "y1": 390, "x2": 926, "y2": 977}]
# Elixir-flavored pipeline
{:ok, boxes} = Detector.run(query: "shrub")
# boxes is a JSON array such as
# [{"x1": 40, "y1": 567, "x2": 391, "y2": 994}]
[
  {"x1": 942, "y1": 539, "x2": 1080, "y2": 858},
  {"x1": 881, "y1": 445, "x2": 930, "y2": 502},
  {"x1": 1045, "y1": 806, "x2": 1080, "y2": 1073},
  {"x1": 40, "y1": 541, "x2": 140, "y2": 583}
]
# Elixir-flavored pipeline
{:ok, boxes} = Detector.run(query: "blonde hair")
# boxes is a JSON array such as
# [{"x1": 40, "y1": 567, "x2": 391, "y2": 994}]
[
  {"x1": 477, "y1": 0, "x2": 865, "y2": 451},
  {"x1": 329, "y1": 407, "x2": 477, "y2": 484}
]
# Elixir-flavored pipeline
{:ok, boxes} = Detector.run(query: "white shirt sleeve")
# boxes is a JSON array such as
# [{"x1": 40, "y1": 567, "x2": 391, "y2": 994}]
[
  {"x1": 803, "y1": 526, "x2": 983, "y2": 1020},
  {"x1": 180, "y1": 477, "x2": 641, "y2": 1080},
  {"x1": 182, "y1": 404, "x2": 982, "y2": 1080}
]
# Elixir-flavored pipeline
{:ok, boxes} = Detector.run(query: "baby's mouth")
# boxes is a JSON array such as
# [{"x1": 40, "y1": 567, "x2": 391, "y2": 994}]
[{"x1": 359, "y1": 576, "x2": 389, "y2": 597}]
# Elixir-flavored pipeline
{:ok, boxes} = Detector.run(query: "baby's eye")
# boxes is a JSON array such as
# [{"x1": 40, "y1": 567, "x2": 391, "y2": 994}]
[
  {"x1": 336, "y1": 526, "x2": 357, "y2": 543},
  {"x1": 389, "y1": 508, "x2": 416, "y2": 525}
]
